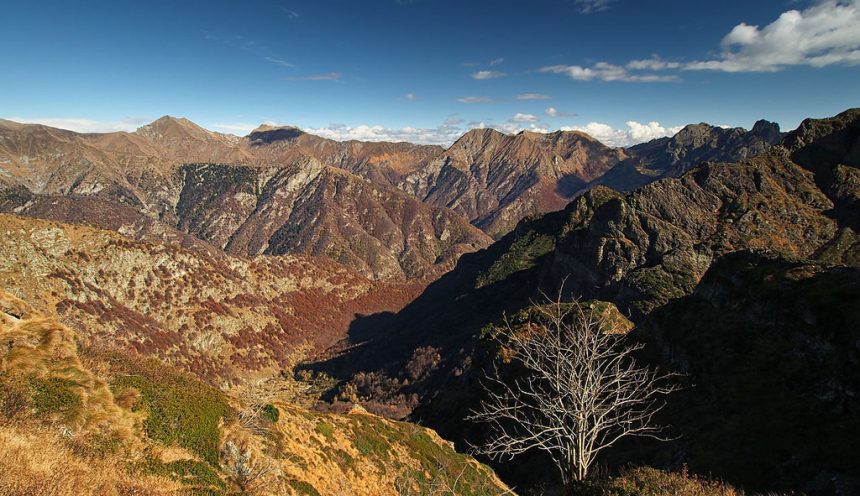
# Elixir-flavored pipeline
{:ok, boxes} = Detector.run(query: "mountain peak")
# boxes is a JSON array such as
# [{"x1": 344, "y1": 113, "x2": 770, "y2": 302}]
[
  {"x1": 464, "y1": 127, "x2": 506, "y2": 138},
  {"x1": 449, "y1": 127, "x2": 506, "y2": 147},
  {"x1": 676, "y1": 122, "x2": 719, "y2": 135},
  {"x1": 555, "y1": 129, "x2": 602, "y2": 143},
  {"x1": 146, "y1": 115, "x2": 198, "y2": 128},
  {"x1": 136, "y1": 115, "x2": 207, "y2": 140},
  {"x1": 750, "y1": 119, "x2": 782, "y2": 141},
  {"x1": 247, "y1": 124, "x2": 306, "y2": 144}
]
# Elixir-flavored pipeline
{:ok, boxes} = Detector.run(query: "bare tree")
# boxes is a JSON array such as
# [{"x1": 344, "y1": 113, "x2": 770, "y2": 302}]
[
  {"x1": 468, "y1": 289, "x2": 679, "y2": 488},
  {"x1": 220, "y1": 438, "x2": 274, "y2": 493}
]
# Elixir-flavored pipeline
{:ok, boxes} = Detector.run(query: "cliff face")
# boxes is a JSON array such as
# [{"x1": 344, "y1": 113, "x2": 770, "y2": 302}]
[
  {"x1": 398, "y1": 128, "x2": 628, "y2": 238},
  {"x1": 784, "y1": 108, "x2": 860, "y2": 229},
  {"x1": 174, "y1": 162, "x2": 490, "y2": 281}
]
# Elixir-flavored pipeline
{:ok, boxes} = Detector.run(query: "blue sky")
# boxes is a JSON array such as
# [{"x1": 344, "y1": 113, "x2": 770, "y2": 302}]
[{"x1": 2, "y1": 0, "x2": 859, "y2": 145}]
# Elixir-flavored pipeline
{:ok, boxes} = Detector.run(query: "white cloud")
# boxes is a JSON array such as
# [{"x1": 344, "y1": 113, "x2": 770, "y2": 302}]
[
  {"x1": 472, "y1": 70, "x2": 506, "y2": 80},
  {"x1": 572, "y1": 0, "x2": 615, "y2": 13},
  {"x1": 298, "y1": 118, "x2": 682, "y2": 147},
  {"x1": 303, "y1": 119, "x2": 557, "y2": 146},
  {"x1": 304, "y1": 119, "x2": 466, "y2": 145},
  {"x1": 457, "y1": 96, "x2": 493, "y2": 103},
  {"x1": 7, "y1": 117, "x2": 152, "y2": 134},
  {"x1": 626, "y1": 57, "x2": 682, "y2": 71},
  {"x1": 404, "y1": 92, "x2": 419, "y2": 101},
  {"x1": 539, "y1": 62, "x2": 679, "y2": 82},
  {"x1": 265, "y1": 56, "x2": 293, "y2": 68},
  {"x1": 511, "y1": 113, "x2": 538, "y2": 123},
  {"x1": 484, "y1": 122, "x2": 552, "y2": 135},
  {"x1": 516, "y1": 93, "x2": 551, "y2": 100},
  {"x1": 545, "y1": 107, "x2": 577, "y2": 117},
  {"x1": 281, "y1": 8, "x2": 299, "y2": 18},
  {"x1": 560, "y1": 120, "x2": 682, "y2": 147},
  {"x1": 211, "y1": 122, "x2": 264, "y2": 134},
  {"x1": 489, "y1": 57, "x2": 505, "y2": 66},
  {"x1": 629, "y1": 1, "x2": 860, "y2": 74},
  {"x1": 287, "y1": 72, "x2": 342, "y2": 81},
  {"x1": 560, "y1": 122, "x2": 625, "y2": 145},
  {"x1": 625, "y1": 121, "x2": 684, "y2": 142},
  {"x1": 681, "y1": 0, "x2": 860, "y2": 72}
]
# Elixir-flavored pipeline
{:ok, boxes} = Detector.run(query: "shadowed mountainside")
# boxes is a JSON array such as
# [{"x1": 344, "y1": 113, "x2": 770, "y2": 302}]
[{"x1": 312, "y1": 108, "x2": 860, "y2": 494}]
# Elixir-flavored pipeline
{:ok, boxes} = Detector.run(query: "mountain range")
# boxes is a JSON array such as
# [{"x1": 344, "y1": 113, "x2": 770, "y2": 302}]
[
  {"x1": 0, "y1": 115, "x2": 782, "y2": 280},
  {"x1": 1, "y1": 109, "x2": 856, "y2": 495}
]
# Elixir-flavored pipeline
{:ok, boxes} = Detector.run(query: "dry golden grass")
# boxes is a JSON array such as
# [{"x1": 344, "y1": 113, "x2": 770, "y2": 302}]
[
  {"x1": 0, "y1": 290, "x2": 511, "y2": 495},
  {"x1": 0, "y1": 424, "x2": 180, "y2": 496},
  {"x1": 0, "y1": 291, "x2": 139, "y2": 440}
]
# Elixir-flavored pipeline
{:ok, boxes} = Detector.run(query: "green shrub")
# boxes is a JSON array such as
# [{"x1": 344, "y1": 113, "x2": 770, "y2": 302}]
[
  {"x1": 261, "y1": 403, "x2": 280, "y2": 423},
  {"x1": 315, "y1": 421, "x2": 335, "y2": 440},
  {"x1": 332, "y1": 448, "x2": 356, "y2": 472},
  {"x1": 108, "y1": 356, "x2": 234, "y2": 465},
  {"x1": 29, "y1": 376, "x2": 82, "y2": 421},
  {"x1": 476, "y1": 232, "x2": 555, "y2": 288},
  {"x1": 288, "y1": 480, "x2": 322, "y2": 496},
  {"x1": 137, "y1": 457, "x2": 226, "y2": 493}
]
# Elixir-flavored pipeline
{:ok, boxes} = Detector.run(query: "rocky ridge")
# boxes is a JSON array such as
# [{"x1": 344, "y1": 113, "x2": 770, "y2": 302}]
[
  {"x1": 595, "y1": 120, "x2": 784, "y2": 191},
  {"x1": 313, "y1": 108, "x2": 860, "y2": 494},
  {"x1": 398, "y1": 128, "x2": 629, "y2": 237}
]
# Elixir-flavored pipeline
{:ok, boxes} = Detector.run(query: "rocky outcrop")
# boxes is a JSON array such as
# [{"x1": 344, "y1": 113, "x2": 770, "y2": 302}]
[
  {"x1": 784, "y1": 108, "x2": 860, "y2": 229},
  {"x1": 596, "y1": 120, "x2": 783, "y2": 191}
]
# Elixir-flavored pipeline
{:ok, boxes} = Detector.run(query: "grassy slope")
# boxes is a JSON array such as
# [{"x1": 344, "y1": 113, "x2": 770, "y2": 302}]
[{"x1": 0, "y1": 291, "x2": 509, "y2": 495}]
